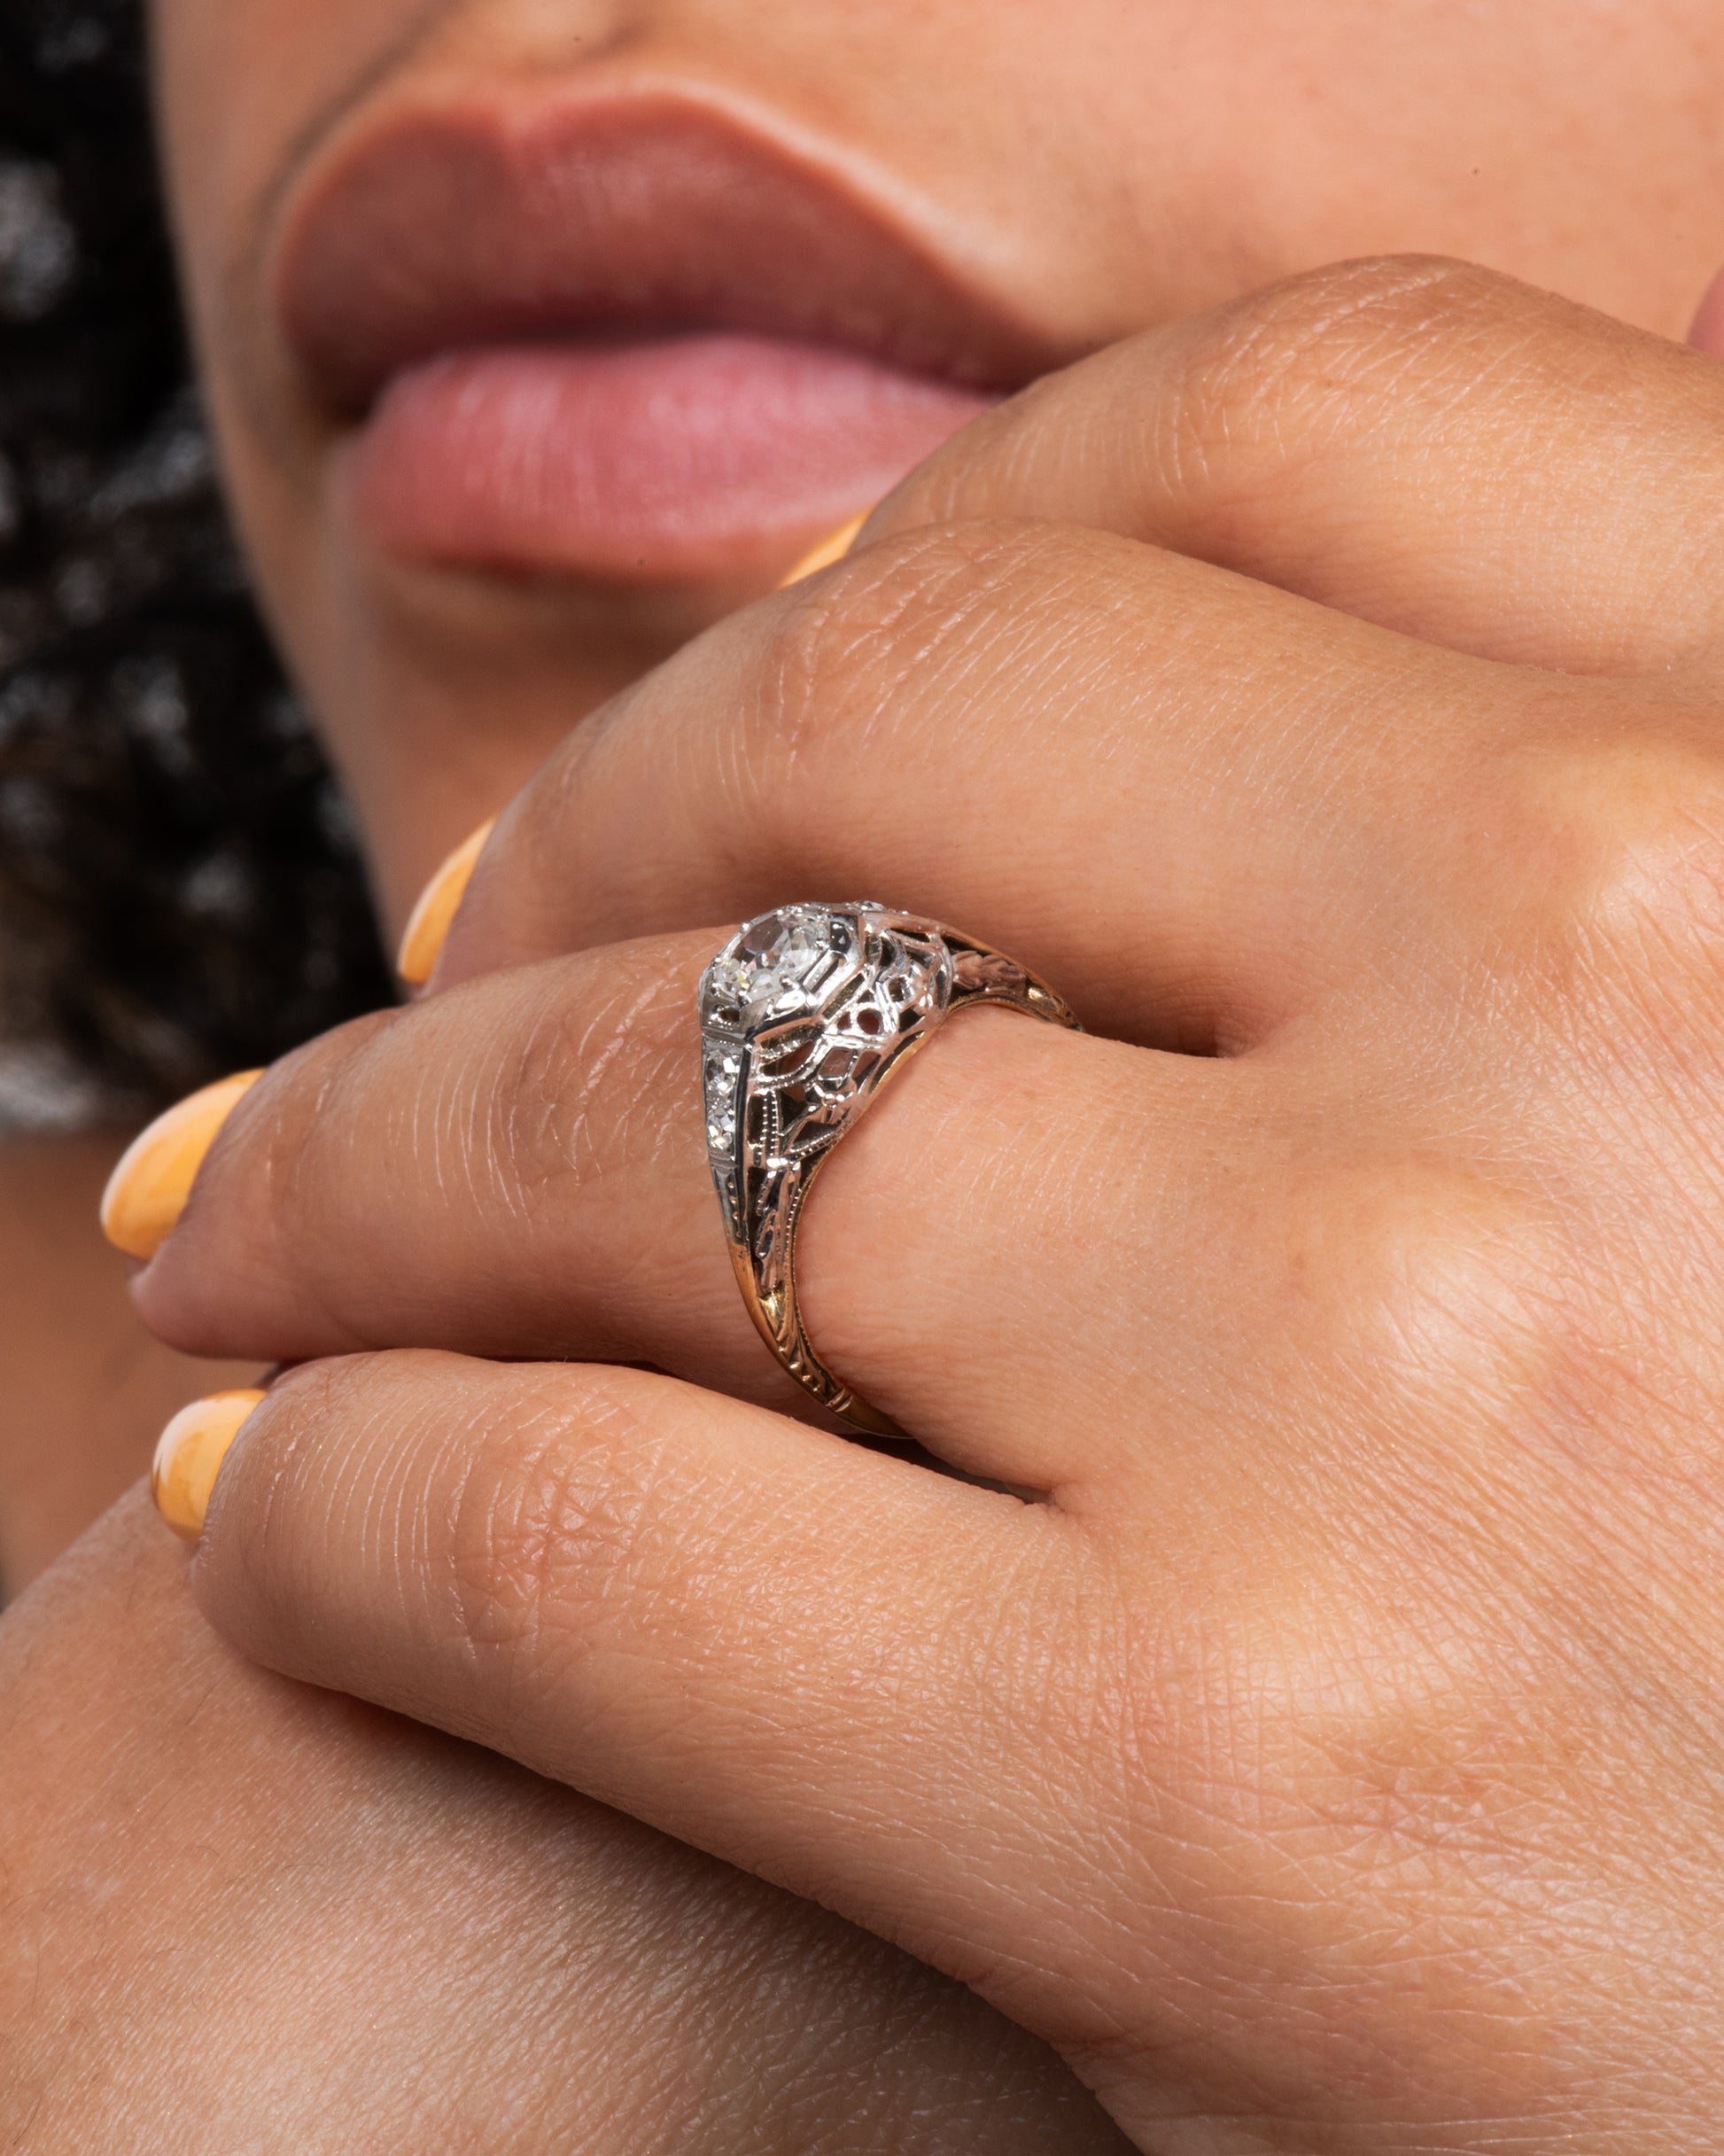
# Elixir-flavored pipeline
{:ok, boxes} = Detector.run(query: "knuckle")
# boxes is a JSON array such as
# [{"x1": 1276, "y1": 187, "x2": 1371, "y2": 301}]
[
  {"x1": 1167, "y1": 254, "x2": 1536, "y2": 463},
  {"x1": 753, "y1": 523, "x2": 981, "y2": 765},
  {"x1": 1220, "y1": 252, "x2": 1512, "y2": 366},
  {"x1": 1236, "y1": 250, "x2": 1503, "y2": 334},
  {"x1": 493, "y1": 948, "x2": 695, "y2": 1209},
  {"x1": 1106, "y1": 1158, "x2": 1576, "y2": 1715},
  {"x1": 1285, "y1": 1151, "x2": 1573, "y2": 1433},
  {"x1": 446, "y1": 1375, "x2": 656, "y2": 1685},
  {"x1": 749, "y1": 519, "x2": 1107, "y2": 774},
  {"x1": 1510, "y1": 730, "x2": 1724, "y2": 1030},
  {"x1": 1102, "y1": 1162, "x2": 1595, "y2": 2071}
]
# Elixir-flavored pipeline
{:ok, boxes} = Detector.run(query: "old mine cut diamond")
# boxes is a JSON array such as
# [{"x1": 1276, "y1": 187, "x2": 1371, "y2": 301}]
[
  {"x1": 703, "y1": 907, "x2": 862, "y2": 1156},
  {"x1": 709, "y1": 907, "x2": 851, "y2": 1030}
]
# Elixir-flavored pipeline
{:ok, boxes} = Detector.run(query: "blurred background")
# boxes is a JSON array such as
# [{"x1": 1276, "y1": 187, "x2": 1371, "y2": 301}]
[{"x1": 0, "y1": 0, "x2": 389, "y2": 1140}]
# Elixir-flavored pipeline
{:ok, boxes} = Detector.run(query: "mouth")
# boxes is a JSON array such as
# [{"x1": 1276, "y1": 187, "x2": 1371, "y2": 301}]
[{"x1": 274, "y1": 90, "x2": 1061, "y2": 585}]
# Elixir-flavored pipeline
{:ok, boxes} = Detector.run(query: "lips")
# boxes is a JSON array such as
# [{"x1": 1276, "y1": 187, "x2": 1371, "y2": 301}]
[
  {"x1": 352, "y1": 332, "x2": 993, "y2": 581},
  {"x1": 276, "y1": 95, "x2": 1058, "y2": 583}
]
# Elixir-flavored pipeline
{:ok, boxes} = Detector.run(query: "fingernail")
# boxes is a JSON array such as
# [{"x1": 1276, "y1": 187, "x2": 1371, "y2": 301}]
[
  {"x1": 151, "y1": 1389, "x2": 267, "y2": 1540},
  {"x1": 777, "y1": 511, "x2": 868, "y2": 588},
  {"x1": 397, "y1": 817, "x2": 496, "y2": 985},
  {"x1": 99, "y1": 1070, "x2": 264, "y2": 1261}
]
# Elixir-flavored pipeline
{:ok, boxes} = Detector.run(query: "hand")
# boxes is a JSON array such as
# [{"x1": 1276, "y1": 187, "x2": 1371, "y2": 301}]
[
  {"x1": 0, "y1": 1496, "x2": 1122, "y2": 2151},
  {"x1": 130, "y1": 259, "x2": 1724, "y2": 2149}
]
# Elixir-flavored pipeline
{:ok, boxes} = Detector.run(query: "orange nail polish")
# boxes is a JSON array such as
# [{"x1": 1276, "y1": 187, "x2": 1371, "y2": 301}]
[
  {"x1": 151, "y1": 1389, "x2": 268, "y2": 1540},
  {"x1": 397, "y1": 817, "x2": 496, "y2": 986},
  {"x1": 777, "y1": 512, "x2": 868, "y2": 588},
  {"x1": 98, "y1": 1070, "x2": 264, "y2": 1261}
]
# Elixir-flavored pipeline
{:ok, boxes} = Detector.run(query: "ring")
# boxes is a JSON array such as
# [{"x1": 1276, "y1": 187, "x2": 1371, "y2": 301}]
[{"x1": 698, "y1": 901, "x2": 1081, "y2": 1435}]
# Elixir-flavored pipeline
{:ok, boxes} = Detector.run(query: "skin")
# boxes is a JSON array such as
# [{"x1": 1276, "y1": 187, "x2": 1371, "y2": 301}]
[
  {"x1": 7, "y1": 0, "x2": 1724, "y2": 2148},
  {"x1": 0, "y1": 1493, "x2": 1120, "y2": 2153}
]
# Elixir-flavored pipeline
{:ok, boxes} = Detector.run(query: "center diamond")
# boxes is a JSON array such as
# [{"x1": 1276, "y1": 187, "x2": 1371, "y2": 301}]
[{"x1": 711, "y1": 908, "x2": 848, "y2": 1026}]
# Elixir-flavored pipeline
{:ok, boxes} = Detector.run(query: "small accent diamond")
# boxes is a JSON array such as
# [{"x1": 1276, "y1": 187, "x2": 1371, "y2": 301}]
[{"x1": 703, "y1": 1046, "x2": 742, "y2": 1150}]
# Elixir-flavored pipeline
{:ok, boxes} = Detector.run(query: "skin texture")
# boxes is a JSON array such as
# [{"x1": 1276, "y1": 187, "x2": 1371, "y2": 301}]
[{"x1": 9, "y1": 0, "x2": 1724, "y2": 2147}]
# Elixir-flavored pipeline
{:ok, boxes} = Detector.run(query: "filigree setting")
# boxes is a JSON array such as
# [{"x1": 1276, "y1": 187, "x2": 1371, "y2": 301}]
[{"x1": 698, "y1": 902, "x2": 1079, "y2": 1435}]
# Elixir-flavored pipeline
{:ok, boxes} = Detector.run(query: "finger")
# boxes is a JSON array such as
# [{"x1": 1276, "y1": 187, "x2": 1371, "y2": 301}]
[
  {"x1": 130, "y1": 930, "x2": 1247, "y2": 1490},
  {"x1": 14, "y1": 1497, "x2": 1125, "y2": 2156},
  {"x1": 414, "y1": 262, "x2": 1717, "y2": 1014},
  {"x1": 866, "y1": 254, "x2": 1724, "y2": 674},
  {"x1": 432, "y1": 519, "x2": 1562, "y2": 1046},
  {"x1": 187, "y1": 1351, "x2": 1155, "y2": 2113}
]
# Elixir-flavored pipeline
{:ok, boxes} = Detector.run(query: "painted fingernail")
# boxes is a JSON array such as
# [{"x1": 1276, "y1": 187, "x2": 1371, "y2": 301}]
[
  {"x1": 397, "y1": 817, "x2": 496, "y2": 985},
  {"x1": 151, "y1": 1389, "x2": 267, "y2": 1540},
  {"x1": 99, "y1": 1070, "x2": 264, "y2": 1261},
  {"x1": 777, "y1": 511, "x2": 868, "y2": 588}
]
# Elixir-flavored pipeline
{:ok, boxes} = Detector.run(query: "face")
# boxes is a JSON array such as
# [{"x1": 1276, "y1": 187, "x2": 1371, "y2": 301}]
[{"x1": 149, "y1": 0, "x2": 1724, "y2": 930}]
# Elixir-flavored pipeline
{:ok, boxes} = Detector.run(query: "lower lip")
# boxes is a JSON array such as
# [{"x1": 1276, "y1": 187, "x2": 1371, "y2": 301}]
[{"x1": 341, "y1": 332, "x2": 997, "y2": 584}]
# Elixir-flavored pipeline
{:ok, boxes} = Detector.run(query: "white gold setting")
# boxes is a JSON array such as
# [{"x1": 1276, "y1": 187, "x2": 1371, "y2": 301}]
[{"x1": 698, "y1": 901, "x2": 1079, "y2": 1434}]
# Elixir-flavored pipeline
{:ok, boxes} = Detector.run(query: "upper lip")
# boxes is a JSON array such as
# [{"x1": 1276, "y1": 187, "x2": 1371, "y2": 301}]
[{"x1": 272, "y1": 84, "x2": 1067, "y2": 417}]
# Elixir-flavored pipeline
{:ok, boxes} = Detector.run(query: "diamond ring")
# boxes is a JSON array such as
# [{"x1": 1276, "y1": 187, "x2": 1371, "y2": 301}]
[{"x1": 698, "y1": 902, "x2": 1081, "y2": 1435}]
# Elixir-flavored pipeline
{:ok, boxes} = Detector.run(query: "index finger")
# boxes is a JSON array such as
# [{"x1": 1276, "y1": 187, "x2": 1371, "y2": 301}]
[{"x1": 864, "y1": 255, "x2": 1724, "y2": 674}]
